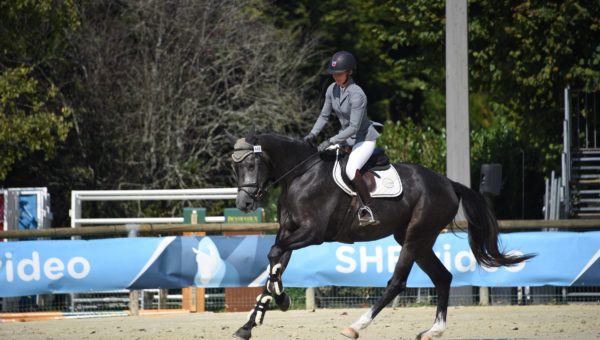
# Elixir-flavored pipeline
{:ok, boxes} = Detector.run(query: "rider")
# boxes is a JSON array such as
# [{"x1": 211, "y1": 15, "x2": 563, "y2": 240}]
[{"x1": 303, "y1": 51, "x2": 381, "y2": 227}]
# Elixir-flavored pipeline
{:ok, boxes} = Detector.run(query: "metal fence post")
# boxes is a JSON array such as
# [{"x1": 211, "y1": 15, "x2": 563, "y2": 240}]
[
  {"x1": 305, "y1": 287, "x2": 316, "y2": 311},
  {"x1": 127, "y1": 225, "x2": 140, "y2": 315}
]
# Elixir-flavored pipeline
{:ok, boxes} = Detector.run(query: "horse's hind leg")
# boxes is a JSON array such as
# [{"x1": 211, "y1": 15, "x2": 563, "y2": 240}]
[
  {"x1": 341, "y1": 242, "x2": 417, "y2": 339},
  {"x1": 415, "y1": 249, "x2": 452, "y2": 340}
]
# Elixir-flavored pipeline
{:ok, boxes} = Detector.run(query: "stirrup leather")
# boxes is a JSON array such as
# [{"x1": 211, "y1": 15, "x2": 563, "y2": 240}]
[{"x1": 358, "y1": 205, "x2": 379, "y2": 227}]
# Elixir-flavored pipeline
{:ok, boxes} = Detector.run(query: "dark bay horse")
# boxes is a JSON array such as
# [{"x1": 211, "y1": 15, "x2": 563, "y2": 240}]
[{"x1": 231, "y1": 132, "x2": 534, "y2": 340}]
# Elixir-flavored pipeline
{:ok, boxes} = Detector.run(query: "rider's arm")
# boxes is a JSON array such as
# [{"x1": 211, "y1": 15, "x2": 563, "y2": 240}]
[
  {"x1": 309, "y1": 84, "x2": 334, "y2": 137},
  {"x1": 329, "y1": 88, "x2": 366, "y2": 144}
]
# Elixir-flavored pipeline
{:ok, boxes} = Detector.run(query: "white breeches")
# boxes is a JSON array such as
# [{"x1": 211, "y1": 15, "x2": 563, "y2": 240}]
[{"x1": 346, "y1": 141, "x2": 376, "y2": 180}]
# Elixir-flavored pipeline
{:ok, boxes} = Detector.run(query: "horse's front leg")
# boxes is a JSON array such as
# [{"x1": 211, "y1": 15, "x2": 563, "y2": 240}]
[
  {"x1": 266, "y1": 221, "x2": 326, "y2": 310},
  {"x1": 232, "y1": 287, "x2": 272, "y2": 340},
  {"x1": 233, "y1": 253, "x2": 290, "y2": 340},
  {"x1": 233, "y1": 226, "x2": 323, "y2": 340},
  {"x1": 267, "y1": 248, "x2": 292, "y2": 311}
]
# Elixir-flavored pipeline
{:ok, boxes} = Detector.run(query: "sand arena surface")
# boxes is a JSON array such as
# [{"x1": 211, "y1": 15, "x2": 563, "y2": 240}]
[{"x1": 1, "y1": 305, "x2": 599, "y2": 339}]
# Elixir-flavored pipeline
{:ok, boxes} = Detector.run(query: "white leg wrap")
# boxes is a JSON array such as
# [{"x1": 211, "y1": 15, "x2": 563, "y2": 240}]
[
  {"x1": 259, "y1": 295, "x2": 273, "y2": 304},
  {"x1": 247, "y1": 294, "x2": 273, "y2": 325},
  {"x1": 349, "y1": 309, "x2": 373, "y2": 331},
  {"x1": 270, "y1": 263, "x2": 282, "y2": 275},
  {"x1": 423, "y1": 312, "x2": 446, "y2": 337},
  {"x1": 267, "y1": 263, "x2": 284, "y2": 295}
]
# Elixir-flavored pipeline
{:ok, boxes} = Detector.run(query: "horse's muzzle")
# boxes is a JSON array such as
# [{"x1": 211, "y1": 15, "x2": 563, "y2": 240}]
[{"x1": 236, "y1": 191, "x2": 256, "y2": 212}]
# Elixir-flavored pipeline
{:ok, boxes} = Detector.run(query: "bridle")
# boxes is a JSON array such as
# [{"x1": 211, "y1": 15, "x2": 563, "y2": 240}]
[
  {"x1": 233, "y1": 144, "x2": 268, "y2": 200},
  {"x1": 232, "y1": 142, "x2": 321, "y2": 201}
]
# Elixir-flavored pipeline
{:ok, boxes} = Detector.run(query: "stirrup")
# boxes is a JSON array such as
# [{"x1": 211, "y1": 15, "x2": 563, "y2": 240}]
[{"x1": 358, "y1": 206, "x2": 379, "y2": 227}]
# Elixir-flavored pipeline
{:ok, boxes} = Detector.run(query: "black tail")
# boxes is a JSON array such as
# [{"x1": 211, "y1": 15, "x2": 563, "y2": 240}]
[{"x1": 451, "y1": 181, "x2": 536, "y2": 267}]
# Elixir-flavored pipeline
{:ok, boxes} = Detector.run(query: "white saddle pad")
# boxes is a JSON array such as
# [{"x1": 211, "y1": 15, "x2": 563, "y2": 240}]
[{"x1": 333, "y1": 156, "x2": 402, "y2": 198}]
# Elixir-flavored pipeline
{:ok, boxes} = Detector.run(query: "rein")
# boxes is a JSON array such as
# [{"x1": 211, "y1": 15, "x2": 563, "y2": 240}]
[{"x1": 261, "y1": 151, "x2": 321, "y2": 197}]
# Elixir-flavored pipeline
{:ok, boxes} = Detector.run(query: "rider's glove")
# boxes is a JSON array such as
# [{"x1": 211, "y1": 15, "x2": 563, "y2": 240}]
[
  {"x1": 303, "y1": 133, "x2": 316, "y2": 143},
  {"x1": 317, "y1": 140, "x2": 332, "y2": 152}
]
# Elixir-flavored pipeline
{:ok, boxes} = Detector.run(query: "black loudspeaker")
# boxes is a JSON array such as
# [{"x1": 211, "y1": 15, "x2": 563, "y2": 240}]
[{"x1": 480, "y1": 163, "x2": 502, "y2": 196}]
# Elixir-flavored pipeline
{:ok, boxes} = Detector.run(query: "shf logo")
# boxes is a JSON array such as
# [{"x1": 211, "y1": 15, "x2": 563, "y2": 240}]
[{"x1": 1, "y1": 252, "x2": 91, "y2": 282}]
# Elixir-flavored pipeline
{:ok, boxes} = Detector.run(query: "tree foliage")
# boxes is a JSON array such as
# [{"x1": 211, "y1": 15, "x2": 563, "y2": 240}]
[
  {"x1": 379, "y1": 119, "x2": 446, "y2": 173},
  {"x1": 69, "y1": 0, "x2": 319, "y2": 191},
  {"x1": 0, "y1": 0, "x2": 77, "y2": 180},
  {"x1": 268, "y1": 0, "x2": 446, "y2": 124},
  {"x1": 0, "y1": 67, "x2": 71, "y2": 179},
  {"x1": 1, "y1": 1, "x2": 599, "y2": 224},
  {"x1": 469, "y1": 0, "x2": 600, "y2": 168},
  {"x1": 270, "y1": 0, "x2": 600, "y2": 218}
]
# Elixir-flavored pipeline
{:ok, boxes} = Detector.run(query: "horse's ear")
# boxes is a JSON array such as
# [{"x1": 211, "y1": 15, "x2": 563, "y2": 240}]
[
  {"x1": 224, "y1": 130, "x2": 238, "y2": 145},
  {"x1": 245, "y1": 127, "x2": 257, "y2": 144}
]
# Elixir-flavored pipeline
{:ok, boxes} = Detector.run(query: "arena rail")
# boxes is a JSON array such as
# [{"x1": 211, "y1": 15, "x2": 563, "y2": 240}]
[
  {"x1": 70, "y1": 188, "x2": 239, "y2": 227},
  {"x1": 1, "y1": 219, "x2": 600, "y2": 239}
]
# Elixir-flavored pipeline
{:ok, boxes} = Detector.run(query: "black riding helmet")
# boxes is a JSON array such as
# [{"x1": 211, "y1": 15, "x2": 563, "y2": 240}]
[{"x1": 327, "y1": 51, "x2": 356, "y2": 74}]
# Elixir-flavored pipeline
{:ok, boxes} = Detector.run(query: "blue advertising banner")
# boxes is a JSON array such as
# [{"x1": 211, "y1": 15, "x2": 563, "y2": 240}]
[{"x1": 0, "y1": 232, "x2": 599, "y2": 297}]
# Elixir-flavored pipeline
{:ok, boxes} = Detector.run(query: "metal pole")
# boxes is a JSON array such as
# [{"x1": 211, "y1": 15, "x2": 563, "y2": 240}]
[
  {"x1": 128, "y1": 225, "x2": 140, "y2": 315},
  {"x1": 445, "y1": 0, "x2": 471, "y2": 306},
  {"x1": 445, "y1": 0, "x2": 471, "y2": 191},
  {"x1": 479, "y1": 286, "x2": 490, "y2": 306},
  {"x1": 305, "y1": 288, "x2": 316, "y2": 311},
  {"x1": 563, "y1": 86, "x2": 571, "y2": 217}
]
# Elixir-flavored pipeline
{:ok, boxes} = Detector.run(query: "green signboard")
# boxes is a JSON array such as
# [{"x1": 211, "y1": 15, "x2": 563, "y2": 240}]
[{"x1": 223, "y1": 208, "x2": 263, "y2": 224}]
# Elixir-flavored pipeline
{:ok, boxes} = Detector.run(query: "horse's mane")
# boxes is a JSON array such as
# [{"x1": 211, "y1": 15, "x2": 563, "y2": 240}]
[{"x1": 247, "y1": 132, "x2": 316, "y2": 156}]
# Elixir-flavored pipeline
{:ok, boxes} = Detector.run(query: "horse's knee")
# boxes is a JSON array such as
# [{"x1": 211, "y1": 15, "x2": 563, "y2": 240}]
[{"x1": 268, "y1": 246, "x2": 283, "y2": 263}]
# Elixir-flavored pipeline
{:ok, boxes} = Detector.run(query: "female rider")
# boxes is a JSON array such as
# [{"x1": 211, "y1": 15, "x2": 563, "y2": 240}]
[{"x1": 303, "y1": 51, "x2": 381, "y2": 227}]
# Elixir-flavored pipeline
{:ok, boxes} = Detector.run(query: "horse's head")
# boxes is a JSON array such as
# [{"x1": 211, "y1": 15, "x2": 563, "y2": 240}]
[{"x1": 231, "y1": 136, "x2": 271, "y2": 212}]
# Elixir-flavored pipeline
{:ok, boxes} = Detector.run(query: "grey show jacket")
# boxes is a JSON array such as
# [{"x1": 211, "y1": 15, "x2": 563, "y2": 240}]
[{"x1": 309, "y1": 78, "x2": 381, "y2": 145}]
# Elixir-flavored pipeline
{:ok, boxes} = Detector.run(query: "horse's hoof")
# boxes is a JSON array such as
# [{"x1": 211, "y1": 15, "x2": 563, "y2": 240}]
[
  {"x1": 275, "y1": 292, "x2": 291, "y2": 312},
  {"x1": 415, "y1": 331, "x2": 432, "y2": 340},
  {"x1": 233, "y1": 327, "x2": 251, "y2": 340},
  {"x1": 340, "y1": 327, "x2": 359, "y2": 339}
]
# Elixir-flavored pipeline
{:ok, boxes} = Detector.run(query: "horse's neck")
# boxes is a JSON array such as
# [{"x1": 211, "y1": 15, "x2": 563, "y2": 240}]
[{"x1": 260, "y1": 135, "x2": 316, "y2": 181}]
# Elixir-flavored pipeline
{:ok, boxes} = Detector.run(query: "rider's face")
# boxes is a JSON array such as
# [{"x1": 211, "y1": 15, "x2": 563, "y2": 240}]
[{"x1": 332, "y1": 70, "x2": 352, "y2": 87}]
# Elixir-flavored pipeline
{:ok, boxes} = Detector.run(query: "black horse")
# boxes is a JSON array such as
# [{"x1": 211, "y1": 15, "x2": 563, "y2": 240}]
[{"x1": 231, "y1": 132, "x2": 534, "y2": 340}]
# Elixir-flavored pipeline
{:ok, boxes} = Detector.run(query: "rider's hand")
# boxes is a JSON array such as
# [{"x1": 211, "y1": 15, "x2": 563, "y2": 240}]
[
  {"x1": 317, "y1": 140, "x2": 332, "y2": 152},
  {"x1": 303, "y1": 133, "x2": 316, "y2": 143}
]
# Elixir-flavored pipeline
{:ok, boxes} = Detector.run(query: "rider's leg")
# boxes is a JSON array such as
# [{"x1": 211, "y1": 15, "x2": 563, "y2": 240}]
[
  {"x1": 345, "y1": 140, "x2": 376, "y2": 179},
  {"x1": 346, "y1": 141, "x2": 379, "y2": 227}
]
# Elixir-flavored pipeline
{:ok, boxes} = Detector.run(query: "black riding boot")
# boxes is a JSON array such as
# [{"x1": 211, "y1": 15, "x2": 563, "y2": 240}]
[{"x1": 351, "y1": 170, "x2": 380, "y2": 227}]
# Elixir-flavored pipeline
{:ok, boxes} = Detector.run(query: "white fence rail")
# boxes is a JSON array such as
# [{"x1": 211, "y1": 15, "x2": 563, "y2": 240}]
[{"x1": 70, "y1": 188, "x2": 238, "y2": 228}]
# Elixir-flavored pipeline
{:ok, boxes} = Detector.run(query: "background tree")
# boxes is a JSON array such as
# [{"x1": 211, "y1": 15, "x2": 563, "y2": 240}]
[
  {"x1": 67, "y1": 0, "x2": 321, "y2": 222},
  {"x1": 269, "y1": 0, "x2": 600, "y2": 218},
  {"x1": 0, "y1": 0, "x2": 77, "y2": 180},
  {"x1": 2, "y1": 1, "x2": 599, "y2": 224}
]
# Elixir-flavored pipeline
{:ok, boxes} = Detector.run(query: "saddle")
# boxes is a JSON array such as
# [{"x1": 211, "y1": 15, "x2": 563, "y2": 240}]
[{"x1": 333, "y1": 147, "x2": 403, "y2": 198}]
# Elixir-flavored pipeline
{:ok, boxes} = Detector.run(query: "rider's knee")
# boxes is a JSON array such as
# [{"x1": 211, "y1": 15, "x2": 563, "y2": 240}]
[{"x1": 346, "y1": 166, "x2": 357, "y2": 180}]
